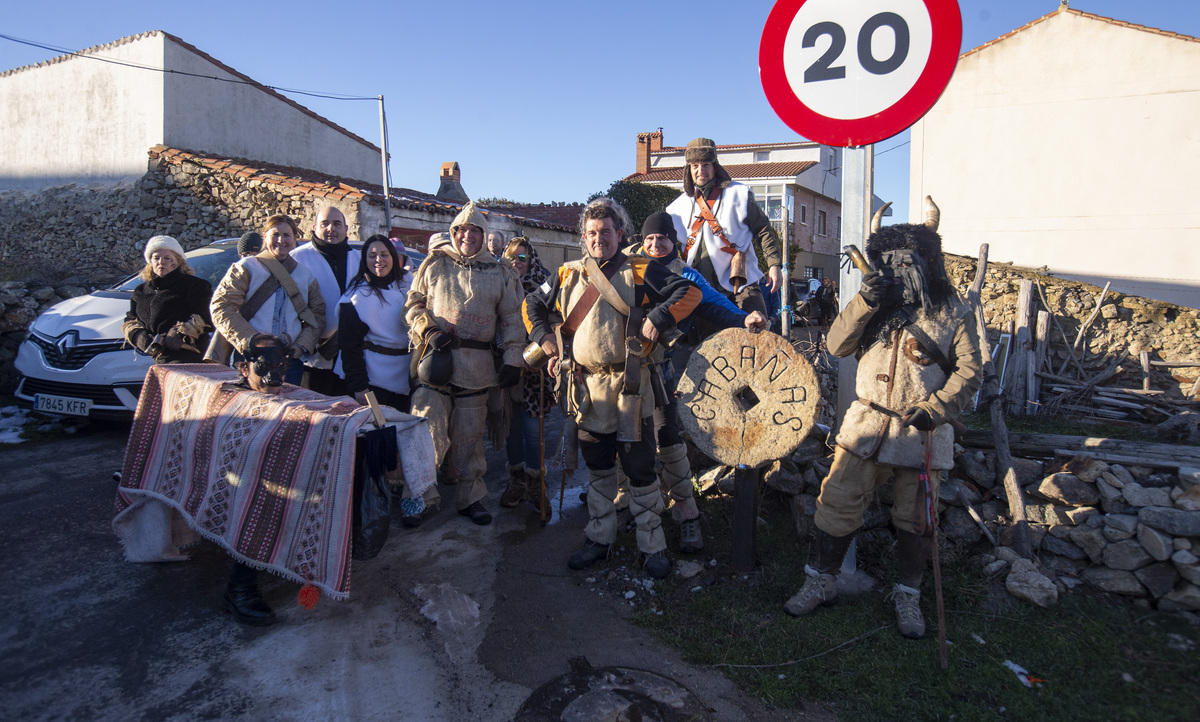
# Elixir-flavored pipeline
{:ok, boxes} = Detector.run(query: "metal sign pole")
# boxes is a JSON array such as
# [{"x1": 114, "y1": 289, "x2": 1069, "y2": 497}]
[
  {"x1": 781, "y1": 205, "x2": 792, "y2": 338},
  {"x1": 377, "y1": 95, "x2": 392, "y2": 235},
  {"x1": 837, "y1": 144, "x2": 873, "y2": 575}
]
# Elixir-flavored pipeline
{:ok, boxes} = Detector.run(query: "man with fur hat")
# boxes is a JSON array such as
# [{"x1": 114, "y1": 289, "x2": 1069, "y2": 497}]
[
  {"x1": 406, "y1": 202, "x2": 525, "y2": 526},
  {"x1": 523, "y1": 198, "x2": 702, "y2": 578},
  {"x1": 783, "y1": 197, "x2": 981, "y2": 640},
  {"x1": 628, "y1": 211, "x2": 768, "y2": 553},
  {"x1": 665, "y1": 137, "x2": 783, "y2": 320},
  {"x1": 292, "y1": 205, "x2": 361, "y2": 396}
]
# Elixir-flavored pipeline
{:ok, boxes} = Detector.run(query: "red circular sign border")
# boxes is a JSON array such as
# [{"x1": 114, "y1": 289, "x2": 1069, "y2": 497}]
[{"x1": 759, "y1": 0, "x2": 962, "y2": 147}]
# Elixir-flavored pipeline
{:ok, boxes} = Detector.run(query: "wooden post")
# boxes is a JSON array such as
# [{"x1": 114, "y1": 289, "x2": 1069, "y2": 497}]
[
  {"x1": 1027, "y1": 310, "x2": 1050, "y2": 415},
  {"x1": 1006, "y1": 280, "x2": 1034, "y2": 416},
  {"x1": 966, "y1": 245, "x2": 1031, "y2": 558},
  {"x1": 1140, "y1": 351, "x2": 1152, "y2": 391},
  {"x1": 731, "y1": 465, "x2": 760, "y2": 572}
]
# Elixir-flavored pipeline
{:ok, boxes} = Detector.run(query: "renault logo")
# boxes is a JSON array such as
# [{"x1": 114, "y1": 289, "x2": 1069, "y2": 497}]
[{"x1": 55, "y1": 331, "x2": 79, "y2": 358}]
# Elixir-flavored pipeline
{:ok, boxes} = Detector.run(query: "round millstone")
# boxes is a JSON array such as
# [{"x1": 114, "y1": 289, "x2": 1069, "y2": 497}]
[{"x1": 676, "y1": 327, "x2": 821, "y2": 469}]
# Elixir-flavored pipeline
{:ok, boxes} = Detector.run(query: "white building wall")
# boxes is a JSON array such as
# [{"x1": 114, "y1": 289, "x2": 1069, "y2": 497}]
[
  {"x1": 909, "y1": 11, "x2": 1200, "y2": 283},
  {"x1": 162, "y1": 38, "x2": 383, "y2": 184},
  {"x1": 0, "y1": 35, "x2": 165, "y2": 189}
]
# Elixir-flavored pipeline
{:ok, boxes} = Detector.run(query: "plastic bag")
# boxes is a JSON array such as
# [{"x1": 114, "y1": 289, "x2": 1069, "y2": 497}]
[{"x1": 353, "y1": 427, "x2": 398, "y2": 560}]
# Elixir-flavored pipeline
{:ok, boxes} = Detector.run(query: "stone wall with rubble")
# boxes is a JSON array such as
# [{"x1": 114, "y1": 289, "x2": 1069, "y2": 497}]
[{"x1": 943, "y1": 254, "x2": 1200, "y2": 398}]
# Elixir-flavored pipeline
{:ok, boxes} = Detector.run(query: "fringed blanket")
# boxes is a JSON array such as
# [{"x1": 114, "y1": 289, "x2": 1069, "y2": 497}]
[{"x1": 113, "y1": 364, "x2": 436, "y2": 601}]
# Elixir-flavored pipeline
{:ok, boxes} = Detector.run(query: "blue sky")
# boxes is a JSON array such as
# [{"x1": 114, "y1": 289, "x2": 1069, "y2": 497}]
[{"x1": 2, "y1": 1, "x2": 1198, "y2": 223}]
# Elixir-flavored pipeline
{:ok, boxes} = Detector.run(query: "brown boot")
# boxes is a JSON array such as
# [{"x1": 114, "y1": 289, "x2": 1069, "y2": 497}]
[
  {"x1": 524, "y1": 467, "x2": 549, "y2": 513},
  {"x1": 500, "y1": 464, "x2": 526, "y2": 508},
  {"x1": 784, "y1": 529, "x2": 854, "y2": 617}
]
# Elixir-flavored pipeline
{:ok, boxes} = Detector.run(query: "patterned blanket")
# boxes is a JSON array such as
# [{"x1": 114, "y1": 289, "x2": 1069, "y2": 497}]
[{"x1": 113, "y1": 364, "x2": 434, "y2": 600}]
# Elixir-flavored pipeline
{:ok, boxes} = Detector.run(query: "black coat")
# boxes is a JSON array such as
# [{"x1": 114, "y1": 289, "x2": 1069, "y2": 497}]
[{"x1": 124, "y1": 268, "x2": 213, "y2": 364}]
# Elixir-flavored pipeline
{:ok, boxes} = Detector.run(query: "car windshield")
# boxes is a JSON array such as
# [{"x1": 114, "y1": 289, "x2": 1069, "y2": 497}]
[{"x1": 113, "y1": 243, "x2": 241, "y2": 292}]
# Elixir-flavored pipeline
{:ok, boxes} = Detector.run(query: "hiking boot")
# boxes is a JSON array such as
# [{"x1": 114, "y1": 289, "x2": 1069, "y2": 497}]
[
  {"x1": 458, "y1": 501, "x2": 492, "y2": 526},
  {"x1": 568, "y1": 539, "x2": 611, "y2": 570},
  {"x1": 891, "y1": 583, "x2": 926, "y2": 639},
  {"x1": 784, "y1": 566, "x2": 839, "y2": 617},
  {"x1": 524, "y1": 469, "x2": 550, "y2": 513},
  {"x1": 500, "y1": 466, "x2": 526, "y2": 508},
  {"x1": 679, "y1": 517, "x2": 704, "y2": 554},
  {"x1": 644, "y1": 551, "x2": 671, "y2": 579}
]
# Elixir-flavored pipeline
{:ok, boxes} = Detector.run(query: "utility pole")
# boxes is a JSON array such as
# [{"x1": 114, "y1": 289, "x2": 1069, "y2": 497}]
[{"x1": 378, "y1": 95, "x2": 392, "y2": 235}]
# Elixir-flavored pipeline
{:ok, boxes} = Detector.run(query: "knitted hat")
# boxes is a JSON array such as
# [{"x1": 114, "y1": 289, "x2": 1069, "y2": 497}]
[
  {"x1": 144, "y1": 235, "x2": 185, "y2": 262},
  {"x1": 640, "y1": 212, "x2": 678, "y2": 244},
  {"x1": 237, "y1": 231, "x2": 263, "y2": 256},
  {"x1": 684, "y1": 137, "x2": 718, "y2": 165}
]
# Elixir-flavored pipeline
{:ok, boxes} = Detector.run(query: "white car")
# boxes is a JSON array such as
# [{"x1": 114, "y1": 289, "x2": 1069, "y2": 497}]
[{"x1": 14, "y1": 238, "x2": 242, "y2": 418}]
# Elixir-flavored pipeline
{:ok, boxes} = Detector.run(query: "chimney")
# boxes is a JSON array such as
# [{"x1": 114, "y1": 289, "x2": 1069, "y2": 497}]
[
  {"x1": 436, "y1": 161, "x2": 469, "y2": 203},
  {"x1": 635, "y1": 130, "x2": 664, "y2": 175}
]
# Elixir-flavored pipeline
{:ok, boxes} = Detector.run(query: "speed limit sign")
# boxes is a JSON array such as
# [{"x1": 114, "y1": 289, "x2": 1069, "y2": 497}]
[{"x1": 759, "y1": 0, "x2": 961, "y2": 147}]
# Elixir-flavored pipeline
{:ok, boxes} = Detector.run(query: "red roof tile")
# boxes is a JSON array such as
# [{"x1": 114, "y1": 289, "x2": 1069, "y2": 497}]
[{"x1": 625, "y1": 161, "x2": 817, "y2": 184}]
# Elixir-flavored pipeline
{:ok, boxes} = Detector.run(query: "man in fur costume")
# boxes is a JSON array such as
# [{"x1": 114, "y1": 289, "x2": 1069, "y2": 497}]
[
  {"x1": 523, "y1": 198, "x2": 701, "y2": 578},
  {"x1": 784, "y1": 197, "x2": 981, "y2": 639},
  {"x1": 665, "y1": 137, "x2": 783, "y2": 319},
  {"x1": 406, "y1": 201, "x2": 525, "y2": 526}
]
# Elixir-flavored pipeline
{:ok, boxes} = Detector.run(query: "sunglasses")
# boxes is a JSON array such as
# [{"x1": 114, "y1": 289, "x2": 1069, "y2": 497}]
[{"x1": 512, "y1": 254, "x2": 528, "y2": 261}]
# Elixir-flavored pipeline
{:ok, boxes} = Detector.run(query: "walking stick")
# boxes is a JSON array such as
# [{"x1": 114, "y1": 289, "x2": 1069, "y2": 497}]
[
  {"x1": 538, "y1": 370, "x2": 548, "y2": 526},
  {"x1": 923, "y1": 428, "x2": 949, "y2": 670}
]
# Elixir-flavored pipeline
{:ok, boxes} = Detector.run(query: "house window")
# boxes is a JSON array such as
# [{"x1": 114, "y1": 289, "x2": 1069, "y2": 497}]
[
  {"x1": 817, "y1": 210, "x2": 827, "y2": 236},
  {"x1": 755, "y1": 151, "x2": 770, "y2": 162},
  {"x1": 804, "y1": 266, "x2": 820, "y2": 279},
  {"x1": 748, "y1": 184, "x2": 785, "y2": 221},
  {"x1": 799, "y1": 204, "x2": 808, "y2": 225},
  {"x1": 835, "y1": 216, "x2": 841, "y2": 240}
]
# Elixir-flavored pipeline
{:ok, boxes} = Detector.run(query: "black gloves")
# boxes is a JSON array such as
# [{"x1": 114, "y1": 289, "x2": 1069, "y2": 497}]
[
  {"x1": 901, "y1": 407, "x2": 935, "y2": 431},
  {"x1": 859, "y1": 270, "x2": 889, "y2": 305},
  {"x1": 426, "y1": 329, "x2": 454, "y2": 352},
  {"x1": 497, "y1": 365, "x2": 521, "y2": 388}
]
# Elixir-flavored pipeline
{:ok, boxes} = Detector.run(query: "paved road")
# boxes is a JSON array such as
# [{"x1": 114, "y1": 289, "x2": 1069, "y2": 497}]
[{"x1": 0, "y1": 417, "x2": 810, "y2": 721}]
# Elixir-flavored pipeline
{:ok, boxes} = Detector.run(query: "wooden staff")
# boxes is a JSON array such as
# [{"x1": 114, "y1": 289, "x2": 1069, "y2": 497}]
[
  {"x1": 539, "y1": 370, "x2": 548, "y2": 525},
  {"x1": 923, "y1": 428, "x2": 948, "y2": 671}
]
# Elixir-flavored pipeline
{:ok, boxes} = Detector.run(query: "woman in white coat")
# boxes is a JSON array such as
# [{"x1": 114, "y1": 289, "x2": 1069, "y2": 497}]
[{"x1": 337, "y1": 235, "x2": 413, "y2": 411}]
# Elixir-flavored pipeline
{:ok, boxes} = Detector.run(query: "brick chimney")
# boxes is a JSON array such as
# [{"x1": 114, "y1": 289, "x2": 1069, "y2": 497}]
[
  {"x1": 635, "y1": 130, "x2": 664, "y2": 175},
  {"x1": 436, "y1": 161, "x2": 469, "y2": 203}
]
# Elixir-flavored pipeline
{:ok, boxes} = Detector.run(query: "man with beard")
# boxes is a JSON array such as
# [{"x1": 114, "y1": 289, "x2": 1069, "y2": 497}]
[
  {"x1": 665, "y1": 137, "x2": 783, "y2": 321},
  {"x1": 523, "y1": 198, "x2": 701, "y2": 578},
  {"x1": 292, "y1": 205, "x2": 360, "y2": 395},
  {"x1": 783, "y1": 198, "x2": 981, "y2": 640},
  {"x1": 406, "y1": 201, "x2": 525, "y2": 526}
]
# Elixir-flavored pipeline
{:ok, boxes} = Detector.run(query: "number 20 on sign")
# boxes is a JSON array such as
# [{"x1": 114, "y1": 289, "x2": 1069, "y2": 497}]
[{"x1": 759, "y1": 0, "x2": 961, "y2": 147}]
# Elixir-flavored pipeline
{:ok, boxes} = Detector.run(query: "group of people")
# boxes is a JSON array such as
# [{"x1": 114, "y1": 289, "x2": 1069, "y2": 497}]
[{"x1": 121, "y1": 136, "x2": 981, "y2": 641}]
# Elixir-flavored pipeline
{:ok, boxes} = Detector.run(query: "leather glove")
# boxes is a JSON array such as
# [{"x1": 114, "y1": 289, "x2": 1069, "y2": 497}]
[
  {"x1": 901, "y1": 406, "x2": 935, "y2": 431},
  {"x1": 859, "y1": 270, "x2": 888, "y2": 306},
  {"x1": 497, "y1": 365, "x2": 521, "y2": 389},
  {"x1": 425, "y1": 329, "x2": 454, "y2": 352}
]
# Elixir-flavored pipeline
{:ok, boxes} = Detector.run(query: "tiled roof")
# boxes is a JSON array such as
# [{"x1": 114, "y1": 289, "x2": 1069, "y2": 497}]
[
  {"x1": 0, "y1": 30, "x2": 378, "y2": 153},
  {"x1": 147, "y1": 146, "x2": 576, "y2": 232},
  {"x1": 484, "y1": 203, "x2": 586, "y2": 229},
  {"x1": 654, "y1": 140, "x2": 819, "y2": 154},
  {"x1": 962, "y1": 6, "x2": 1199, "y2": 60},
  {"x1": 626, "y1": 161, "x2": 817, "y2": 184}
]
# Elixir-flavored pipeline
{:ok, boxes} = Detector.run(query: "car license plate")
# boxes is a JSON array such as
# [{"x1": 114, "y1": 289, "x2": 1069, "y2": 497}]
[{"x1": 34, "y1": 394, "x2": 93, "y2": 416}]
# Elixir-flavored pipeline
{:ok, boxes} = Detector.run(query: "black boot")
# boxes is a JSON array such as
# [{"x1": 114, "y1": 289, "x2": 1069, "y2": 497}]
[
  {"x1": 222, "y1": 562, "x2": 276, "y2": 626},
  {"x1": 896, "y1": 530, "x2": 932, "y2": 588}
]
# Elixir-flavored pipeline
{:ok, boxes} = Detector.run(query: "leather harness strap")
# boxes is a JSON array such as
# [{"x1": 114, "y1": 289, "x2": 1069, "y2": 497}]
[
  {"x1": 683, "y1": 186, "x2": 737, "y2": 259},
  {"x1": 561, "y1": 254, "x2": 628, "y2": 335}
]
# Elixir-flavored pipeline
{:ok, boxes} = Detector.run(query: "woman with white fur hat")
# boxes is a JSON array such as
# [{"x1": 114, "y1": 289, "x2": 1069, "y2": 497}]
[{"x1": 122, "y1": 235, "x2": 212, "y2": 364}]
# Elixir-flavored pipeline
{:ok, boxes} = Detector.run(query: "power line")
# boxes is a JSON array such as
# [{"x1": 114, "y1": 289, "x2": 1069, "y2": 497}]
[{"x1": 0, "y1": 32, "x2": 376, "y2": 101}]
